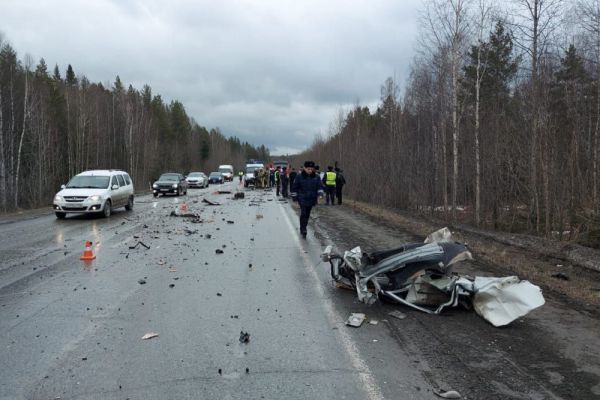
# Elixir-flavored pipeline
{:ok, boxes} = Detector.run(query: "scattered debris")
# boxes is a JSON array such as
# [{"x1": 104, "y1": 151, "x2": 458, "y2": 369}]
[
  {"x1": 239, "y1": 331, "x2": 251, "y2": 343},
  {"x1": 256, "y1": 214, "x2": 264, "y2": 219},
  {"x1": 217, "y1": 190, "x2": 232, "y2": 194},
  {"x1": 169, "y1": 211, "x2": 201, "y2": 219},
  {"x1": 217, "y1": 292, "x2": 222, "y2": 296},
  {"x1": 218, "y1": 368, "x2": 222, "y2": 375},
  {"x1": 551, "y1": 272, "x2": 570, "y2": 281},
  {"x1": 227, "y1": 220, "x2": 235, "y2": 224},
  {"x1": 138, "y1": 279, "x2": 146, "y2": 285},
  {"x1": 215, "y1": 249, "x2": 224, "y2": 254},
  {"x1": 129, "y1": 241, "x2": 150, "y2": 250},
  {"x1": 234, "y1": 192, "x2": 245, "y2": 199},
  {"x1": 184, "y1": 229, "x2": 199, "y2": 236},
  {"x1": 388, "y1": 310, "x2": 407, "y2": 320},
  {"x1": 345, "y1": 313, "x2": 366, "y2": 327},
  {"x1": 205, "y1": 234, "x2": 212, "y2": 239},
  {"x1": 203, "y1": 198, "x2": 220, "y2": 206},
  {"x1": 433, "y1": 389, "x2": 461, "y2": 399},
  {"x1": 368, "y1": 319, "x2": 379, "y2": 325},
  {"x1": 169, "y1": 283, "x2": 175, "y2": 288},
  {"x1": 168, "y1": 268, "x2": 177, "y2": 273},
  {"x1": 141, "y1": 332, "x2": 159, "y2": 340},
  {"x1": 245, "y1": 367, "x2": 249, "y2": 374}
]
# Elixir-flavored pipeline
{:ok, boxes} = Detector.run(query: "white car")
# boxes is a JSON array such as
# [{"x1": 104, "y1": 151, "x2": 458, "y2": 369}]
[
  {"x1": 53, "y1": 170, "x2": 134, "y2": 219},
  {"x1": 186, "y1": 172, "x2": 208, "y2": 188}
]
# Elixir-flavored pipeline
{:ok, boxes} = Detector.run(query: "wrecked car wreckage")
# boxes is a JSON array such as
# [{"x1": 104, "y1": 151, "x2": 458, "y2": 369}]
[{"x1": 321, "y1": 228, "x2": 545, "y2": 327}]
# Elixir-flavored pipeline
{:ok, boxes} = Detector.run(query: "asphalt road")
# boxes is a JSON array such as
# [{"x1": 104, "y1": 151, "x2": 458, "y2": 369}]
[{"x1": 0, "y1": 182, "x2": 434, "y2": 400}]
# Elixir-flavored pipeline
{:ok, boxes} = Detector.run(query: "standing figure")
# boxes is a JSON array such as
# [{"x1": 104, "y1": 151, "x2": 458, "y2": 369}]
[
  {"x1": 269, "y1": 167, "x2": 275, "y2": 187},
  {"x1": 335, "y1": 167, "x2": 346, "y2": 205},
  {"x1": 238, "y1": 171, "x2": 243, "y2": 183},
  {"x1": 274, "y1": 167, "x2": 281, "y2": 196},
  {"x1": 281, "y1": 167, "x2": 289, "y2": 198},
  {"x1": 322, "y1": 166, "x2": 337, "y2": 205},
  {"x1": 291, "y1": 161, "x2": 324, "y2": 238},
  {"x1": 289, "y1": 168, "x2": 297, "y2": 189}
]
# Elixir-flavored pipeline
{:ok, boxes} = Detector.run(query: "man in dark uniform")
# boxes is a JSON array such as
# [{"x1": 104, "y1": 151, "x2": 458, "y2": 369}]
[
  {"x1": 291, "y1": 161, "x2": 324, "y2": 238},
  {"x1": 281, "y1": 167, "x2": 289, "y2": 198},
  {"x1": 335, "y1": 167, "x2": 346, "y2": 205},
  {"x1": 289, "y1": 167, "x2": 297, "y2": 189}
]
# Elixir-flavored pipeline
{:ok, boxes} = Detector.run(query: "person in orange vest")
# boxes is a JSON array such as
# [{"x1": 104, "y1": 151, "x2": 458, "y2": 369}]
[{"x1": 322, "y1": 166, "x2": 337, "y2": 205}]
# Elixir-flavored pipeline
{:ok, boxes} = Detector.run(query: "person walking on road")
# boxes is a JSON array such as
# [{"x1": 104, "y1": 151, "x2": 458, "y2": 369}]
[
  {"x1": 238, "y1": 170, "x2": 243, "y2": 183},
  {"x1": 334, "y1": 167, "x2": 346, "y2": 205},
  {"x1": 323, "y1": 166, "x2": 337, "y2": 205},
  {"x1": 281, "y1": 167, "x2": 289, "y2": 198},
  {"x1": 291, "y1": 161, "x2": 324, "y2": 238}
]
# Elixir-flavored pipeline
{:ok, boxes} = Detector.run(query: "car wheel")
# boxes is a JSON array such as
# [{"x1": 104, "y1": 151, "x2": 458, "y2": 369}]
[
  {"x1": 125, "y1": 196, "x2": 134, "y2": 211},
  {"x1": 103, "y1": 200, "x2": 112, "y2": 217},
  {"x1": 175, "y1": 188, "x2": 179, "y2": 196},
  {"x1": 55, "y1": 212, "x2": 66, "y2": 219},
  {"x1": 153, "y1": 193, "x2": 158, "y2": 198}
]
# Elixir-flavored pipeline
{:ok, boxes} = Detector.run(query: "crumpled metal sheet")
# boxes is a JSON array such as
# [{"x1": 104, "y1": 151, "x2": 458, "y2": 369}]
[{"x1": 471, "y1": 276, "x2": 545, "y2": 327}]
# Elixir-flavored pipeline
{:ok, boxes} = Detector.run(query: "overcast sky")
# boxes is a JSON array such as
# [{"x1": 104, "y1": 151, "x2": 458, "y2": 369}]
[{"x1": 2, "y1": 0, "x2": 422, "y2": 155}]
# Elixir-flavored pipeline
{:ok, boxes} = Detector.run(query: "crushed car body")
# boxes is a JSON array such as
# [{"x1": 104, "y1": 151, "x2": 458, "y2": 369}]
[{"x1": 321, "y1": 228, "x2": 545, "y2": 326}]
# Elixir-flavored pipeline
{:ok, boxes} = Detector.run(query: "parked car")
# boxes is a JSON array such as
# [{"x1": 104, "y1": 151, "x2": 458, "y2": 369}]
[
  {"x1": 218, "y1": 165, "x2": 234, "y2": 181},
  {"x1": 186, "y1": 172, "x2": 208, "y2": 188},
  {"x1": 208, "y1": 171, "x2": 224, "y2": 184},
  {"x1": 53, "y1": 169, "x2": 134, "y2": 219},
  {"x1": 152, "y1": 173, "x2": 188, "y2": 197}
]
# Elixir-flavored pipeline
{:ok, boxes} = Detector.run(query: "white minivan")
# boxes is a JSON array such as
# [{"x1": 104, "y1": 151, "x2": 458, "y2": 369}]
[
  {"x1": 53, "y1": 170, "x2": 134, "y2": 219},
  {"x1": 218, "y1": 164, "x2": 234, "y2": 181}
]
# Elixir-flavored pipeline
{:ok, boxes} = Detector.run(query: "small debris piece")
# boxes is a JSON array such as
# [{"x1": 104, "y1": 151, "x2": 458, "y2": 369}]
[
  {"x1": 256, "y1": 214, "x2": 264, "y2": 219},
  {"x1": 141, "y1": 332, "x2": 159, "y2": 340},
  {"x1": 168, "y1": 268, "x2": 177, "y2": 273},
  {"x1": 138, "y1": 279, "x2": 146, "y2": 285},
  {"x1": 388, "y1": 310, "x2": 407, "y2": 320},
  {"x1": 169, "y1": 283, "x2": 175, "y2": 288},
  {"x1": 217, "y1": 292, "x2": 222, "y2": 296},
  {"x1": 157, "y1": 259, "x2": 166, "y2": 265},
  {"x1": 234, "y1": 192, "x2": 245, "y2": 199},
  {"x1": 205, "y1": 234, "x2": 212, "y2": 239},
  {"x1": 227, "y1": 220, "x2": 234, "y2": 224},
  {"x1": 245, "y1": 367, "x2": 249, "y2": 374},
  {"x1": 202, "y1": 198, "x2": 220, "y2": 206},
  {"x1": 217, "y1": 190, "x2": 232, "y2": 194},
  {"x1": 215, "y1": 249, "x2": 224, "y2": 254},
  {"x1": 369, "y1": 319, "x2": 379, "y2": 325},
  {"x1": 218, "y1": 368, "x2": 222, "y2": 375},
  {"x1": 551, "y1": 272, "x2": 570, "y2": 281},
  {"x1": 433, "y1": 389, "x2": 461, "y2": 399},
  {"x1": 239, "y1": 331, "x2": 251, "y2": 343},
  {"x1": 345, "y1": 313, "x2": 366, "y2": 327},
  {"x1": 128, "y1": 241, "x2": 150, "y2": 250}
]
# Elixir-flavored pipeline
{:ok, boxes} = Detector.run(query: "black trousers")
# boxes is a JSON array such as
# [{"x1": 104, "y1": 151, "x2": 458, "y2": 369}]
[
  {"x1": 276, "y1": 182, "x2": 281, "y2": 196},
  {"x1": 282, "y1": 181, "x2": 289, "y2": 197},
  {"x1": 336, "y1": 185, "x2": 343, "y2": 204},
  {"x1": 325, "y1": 186, "x2": 336, "y2": 204},
  {"x1": 299, "y1": 205, "x2": 313, "y2": 234}
]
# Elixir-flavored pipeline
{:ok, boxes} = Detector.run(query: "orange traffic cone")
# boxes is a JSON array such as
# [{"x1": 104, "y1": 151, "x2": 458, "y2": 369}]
[
  {"x1": 180, "y1": 202, "x2": 188, "y2": 212},
  {"x1": 80, "y1": 241, "x2": 96, "y2": 260}
]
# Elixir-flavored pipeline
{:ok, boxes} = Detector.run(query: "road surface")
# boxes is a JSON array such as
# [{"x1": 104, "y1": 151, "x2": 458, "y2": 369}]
[{"x1": 1, "y1": 181, "x2": 599, "y2": 399}]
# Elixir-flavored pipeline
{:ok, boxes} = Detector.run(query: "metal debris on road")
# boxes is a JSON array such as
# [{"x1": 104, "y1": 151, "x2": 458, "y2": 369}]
[
  {"x1": 234, "y1": 192, "x2": 245, "y2": 199},
  {"x1": 433, "y1": 389, "x2": 461, "y2": 399},
  {"x1": 388, "y1": 310, "x2": 407, "y2": 320},
  {"x1": 129, "y1": 241, "x2": 150, "y2": 250},
  {"x1": 256, "y1": 214, "x2": 264, "y2": 219},
  {"x1": 368, "y1": 319, "x2": 379, "y2": 325},
  {"x1": 217, "y1": 190, "x2": 232, "y2": 194},
  {"x1": 345, "y1": 313, "x2": 366, "y2": 327},
  {"x1": 141, "y1": 332, "x2": 159, "y2": 340},
  {"x1": 202, "y1": 198, "x2": 220, "y2": 206},
  {"x1": 215, "y1": 249, "x2": 224, "y2": 254},
  {"x1": 239, "y1": 331, "x2": 250, "y2": 343},
  {"x1": 227, "y1": 220, "x2": 234, "y2": 224},
  {"x1": 168, "y1": 283, "x2": 175, "y2": 288},
  {"x1": 137, "y1": 279, "x2": 146, "y2": 285}
]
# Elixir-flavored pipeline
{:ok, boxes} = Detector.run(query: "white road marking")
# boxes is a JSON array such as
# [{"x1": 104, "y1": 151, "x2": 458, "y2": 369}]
[{"x1": 279, "y1": 202, "x2": 385, "y2": 400}]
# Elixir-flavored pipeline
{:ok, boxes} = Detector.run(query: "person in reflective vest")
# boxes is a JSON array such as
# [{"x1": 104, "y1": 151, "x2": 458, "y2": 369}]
[
  {"x1": 274, "y1": 167, "x2": 281, "y2": 196},
  {"x1": 322, "y1": 166, "x2": 337, "y2": 205}
]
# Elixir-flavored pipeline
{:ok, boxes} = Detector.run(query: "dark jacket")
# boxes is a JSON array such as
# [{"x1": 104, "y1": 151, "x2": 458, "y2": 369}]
[
  {"x1": 289, "y1": 171, "x2": 297, "y2": 187},
  {"x1": 291, "y1": 170, "x2": 323, "y2": 207},
  {"x1": 336, "y1": 172, "x2": 346, "y2": 186}
]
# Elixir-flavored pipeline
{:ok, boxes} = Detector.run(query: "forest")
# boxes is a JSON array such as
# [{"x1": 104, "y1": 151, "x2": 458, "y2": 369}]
[
  {"x1": 0, "y1": 36, "x2": 269, "y2": 213},
  {"x1": 294, "y1": 0, "x2": 600, "y2": 245}
]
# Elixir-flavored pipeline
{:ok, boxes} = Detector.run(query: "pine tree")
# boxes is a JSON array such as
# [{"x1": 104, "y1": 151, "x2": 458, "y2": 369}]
[
  {"x1": 52, "y1": 64, "x2": 61, "y2": 82},
  {"x1": 65, "y1": 64, "x2": 77, "y2": 86}
]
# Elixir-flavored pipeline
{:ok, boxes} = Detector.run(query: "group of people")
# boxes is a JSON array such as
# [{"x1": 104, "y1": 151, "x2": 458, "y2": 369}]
[{"x1": 290, "y1": 161, "x2": 346, "y2": 239}]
